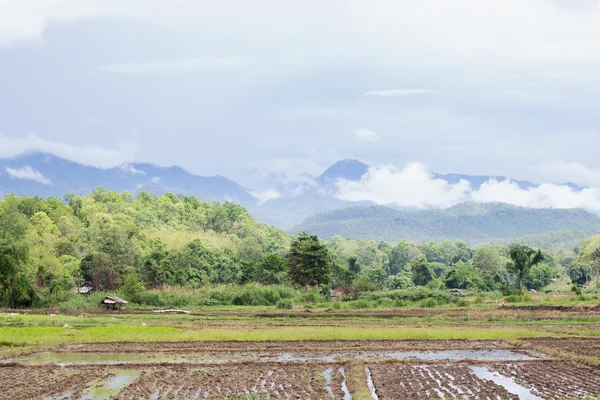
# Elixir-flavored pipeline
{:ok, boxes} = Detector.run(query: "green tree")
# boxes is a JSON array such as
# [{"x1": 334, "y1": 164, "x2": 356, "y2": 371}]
[
  {"x1": 507, "y1": 245, "x2": 544, "y2": 294},
  {"x1": 255, "y1": 254, "x2": 288, "y2": 285},
  {"x1": 567, "y1": 261, "x2": 592, "y2": 286},
  {"x1": 288, "y1": 233, "x2": 333, "y2": 287},
  {"x1": 411, "y1": 256, "x2": 434, "y2": 286}
]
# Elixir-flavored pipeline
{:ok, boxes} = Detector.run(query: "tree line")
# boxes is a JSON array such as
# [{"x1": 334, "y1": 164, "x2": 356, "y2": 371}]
[{"x1": 0, "y1": 189, "x2": 598, "y2": 308}]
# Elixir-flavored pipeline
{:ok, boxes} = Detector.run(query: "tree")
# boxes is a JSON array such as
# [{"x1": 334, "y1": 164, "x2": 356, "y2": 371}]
[
  {"x1": 387, "y1": 241, "x2": 411, "y2": 275},
  {"x1": 411, "y1": 256, "x2": 434, "y2": 286},
  {"x1": 0, "y1": 198, "x2": 31, "y2": 308},
  {"x1": 444, "y1": 261, "x2": 486, "y2": 291},
  {"x1": 288, "y1": 233, "x2": 333, "y2": 287},
  {"x1": 507, "y1": 245, "x2": 544, "y2": 294},
  {"x1": 567, "y1": 262, "x2": 592, "y2": 286},
  {"x1": 255, "y1": 254, "x2": 288, "y2": 285}
]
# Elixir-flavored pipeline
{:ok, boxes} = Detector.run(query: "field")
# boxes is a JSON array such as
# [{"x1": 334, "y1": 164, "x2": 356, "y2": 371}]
[{"x1": 2, "y1": 306, "x2": 600, "y2": 399}]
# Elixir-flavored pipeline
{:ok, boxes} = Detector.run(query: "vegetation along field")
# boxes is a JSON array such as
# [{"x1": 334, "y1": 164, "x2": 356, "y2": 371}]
[{"x1": 3, "y1": 190, "x2": 600, "y2": 398}]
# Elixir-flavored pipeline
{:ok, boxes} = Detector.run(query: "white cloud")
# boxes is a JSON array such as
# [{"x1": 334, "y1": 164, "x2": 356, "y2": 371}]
[
  {"x1": 354, "y1": 128, "x2": 380, "y2": 142},
  {"x1": 335, "y1": 163, "x2": 600, "y2": 211},
  {"x1": 250, "y1": 188, "x2": 281, "y2": 204},
  {"x1": 119, "y1": 163, "x2": 145, "y2": 175},
  {"x1": 336, "y1": 163, "x2": 471, "y2": 208},
  {"x1": 96, "y1": 56, "x2": 242, "y2": 74},
  {"x1": 5, "y1": 166, "x2": 52, "y2": 185},
  {"x1": 0, "y1": 133, "x2": 140, "y2": 168},
  {"x1": 363, "y1": 89, "x2": 437, "y2": 97}
]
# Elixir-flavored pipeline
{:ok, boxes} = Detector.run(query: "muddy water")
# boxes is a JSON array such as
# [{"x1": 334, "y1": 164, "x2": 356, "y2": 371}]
[
  {"x1": 14, "y1": 349, "x2": 542, "y2": 366},
  {"x1": 470, "y1": 366, "x2": 542, "y2": 400},
  {"x1": 50, "y1": 370, "x2": 141, "y2": 400}
]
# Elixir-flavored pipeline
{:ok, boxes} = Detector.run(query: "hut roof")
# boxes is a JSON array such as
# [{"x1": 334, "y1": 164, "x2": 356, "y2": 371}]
[{"x1": 101, "y1": 296, "x2": 128, "y2": 304}]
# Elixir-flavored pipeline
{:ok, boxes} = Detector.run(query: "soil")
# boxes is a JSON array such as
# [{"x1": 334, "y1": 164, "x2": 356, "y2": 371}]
[{"x1": 3, "y1": 339, "x2": 600, "y2": 399}]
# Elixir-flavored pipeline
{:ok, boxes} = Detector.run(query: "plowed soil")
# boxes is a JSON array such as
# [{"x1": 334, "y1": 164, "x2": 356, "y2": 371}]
[{"x1": 3, "y1": 339, "x2": 600, "y2": 399}]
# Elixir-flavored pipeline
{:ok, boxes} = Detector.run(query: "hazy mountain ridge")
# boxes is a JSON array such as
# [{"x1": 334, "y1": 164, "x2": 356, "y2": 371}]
[
  {"x1": 0, "y1": 152, "x2": 256, "y2": 205},
  {"x1": 289, "y1": 202, "x2": 600, "y2": 244}
]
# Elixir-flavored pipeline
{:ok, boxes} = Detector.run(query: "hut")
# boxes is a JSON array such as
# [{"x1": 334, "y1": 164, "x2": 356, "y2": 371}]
[
  {"x1": 449, "y1": 289, "x2": 466, "y2": 297},
  {"x1": 74, "y1": 284, "x2": 93, "y2": 295},
  {"x1": 101, "y1": 295, "x2": 128, "y2": 310}
]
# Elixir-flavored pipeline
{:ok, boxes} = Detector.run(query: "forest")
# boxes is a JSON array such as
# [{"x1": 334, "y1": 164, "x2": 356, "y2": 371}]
[
  {"x1": 1, "y1": 189, "x2": 599, "y2": 309},
  {"x1": 291, "y1": 203, "x2": 600, "y2": 246}
]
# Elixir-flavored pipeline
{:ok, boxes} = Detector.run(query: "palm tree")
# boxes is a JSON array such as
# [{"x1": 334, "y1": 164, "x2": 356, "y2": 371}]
[{"x1": 508, "y1": 245, "x2": 544, "y2": 294}]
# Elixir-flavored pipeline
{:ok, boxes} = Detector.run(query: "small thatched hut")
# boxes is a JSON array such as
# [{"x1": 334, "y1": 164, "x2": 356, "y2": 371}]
[{"x1": 101, "y1": 296, "x2": 128, "y2": 310}]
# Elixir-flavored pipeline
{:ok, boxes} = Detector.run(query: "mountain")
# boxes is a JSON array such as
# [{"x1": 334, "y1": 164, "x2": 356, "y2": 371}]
[
  {"x1": 0, "y1": 152, "x2": 256, "y2": 205},
  {"x1": 289, "y1": 202, "x2": 600, "y2": 244},
  {"x1": 317, "y1": 159, "x2": 369, "y2": 184}
]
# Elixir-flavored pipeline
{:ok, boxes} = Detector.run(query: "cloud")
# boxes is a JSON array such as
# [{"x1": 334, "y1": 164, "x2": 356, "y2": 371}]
[
  {"x1": 5, "y1": 166, "x2": 52, "y2": 185},
  {"x1": 354, "y1": 128, "x2": 380, "y2": 142},
  {"x1": 336, "y1": 163, "x2": 471, "y2": 208},
  {"x1": 96, "y1": 56, "x2": 242, "y2": 74},
  {"x1": 0, "y1": 133, "x2": 140, "y2": 168},
  {"x1": 335, "y1": 163, "x2": 600, "y2": 211},
  {"x1": 250, "y1": 188, "x2": 281, "y2": 204},
  {"x1": 119, "y1": 163, "x2": 145, "y2": 175},
  {"x1": 362, "y1": 89, "x2": 437, "y2": 97}
]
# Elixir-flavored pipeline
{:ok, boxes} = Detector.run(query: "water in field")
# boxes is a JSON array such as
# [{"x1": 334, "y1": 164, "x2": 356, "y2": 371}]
[
  {"x1": 470, "y1": 366, "x2": 542, "y2": 400},
  {"x1": 10, "y1": 349, "x2": 542, "y2": 366}
]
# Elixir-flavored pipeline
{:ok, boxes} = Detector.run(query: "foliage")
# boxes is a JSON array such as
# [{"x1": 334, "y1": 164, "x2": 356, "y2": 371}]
[
  {"x1": 507, "y1": 245, "x2": 544, "y2": 293},
  {"x1": 288, "y1": 233, "x2": 333, "y2": 287},
  {"x1": 411, "y1": 257, "x2": 434, "y2": 286},
  {"x1": 567, "y1": 262, "x2": 593, "y2": 286}
]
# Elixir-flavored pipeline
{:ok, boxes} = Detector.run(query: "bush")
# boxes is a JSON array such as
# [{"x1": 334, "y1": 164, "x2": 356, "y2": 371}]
[
  {"x1": 332, "y1": 302, "x2": 342, "y2": 310},
  {"x1": 377, "y1": 297, "x2": 395, "y2": 308},
  {"x1": 473, "y1": 296, "x2": 484, "y2": 305},
  {"x1": 457, "y1": 299, "x2": 468, "y2": 307},
  {"x1": 276, "y1": 299, "x2": 293, "y2": 310},
  {"x1": 419, "y1": 298, "x2": 438, "y2": 308},
  {"x1": 505, "y1": 294, "x2": 532, "y2": 303},
  {"x1": 360, "y1": 287, "x2": 455, "y2": 303}
]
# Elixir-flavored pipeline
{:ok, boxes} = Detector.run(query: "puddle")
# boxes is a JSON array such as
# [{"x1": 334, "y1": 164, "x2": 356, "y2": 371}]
[
  {"x1": 279, "y1": 350, "x2": 540, "y2": 363},
  {"x1": 9, "y1": 349, "x2": 542, "y2": 366},
  {"x1": 323, "y1": 367, "x2": 335, "y2": 399},
  {"x1": 469, "y1": 366, "x2": 542, "y2": 400},
  {"x1": 9, "y1": 352, "x2": 241, "y2": 365},
  {"x1": 339, "y1": 367, "x2": 352, "y2": 400},
  {"x1": 80, "y1": 369, "x2": 141, "y2": 399},
  {"x1": 365, "y1": 367, "x2": 379, "y2": 400}
]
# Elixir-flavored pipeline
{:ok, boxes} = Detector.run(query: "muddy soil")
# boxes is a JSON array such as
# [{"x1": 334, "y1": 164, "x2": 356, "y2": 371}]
[
  {"x1": 55, "y1": 339, "x2": 509, "y2": 354},
  {"x1": 525, "y1": 337, "x2": 600, "y2": 359},
  {"x1": 368, "y1": 363, "x2": 519, "y2": 400},
  {"x1": 488, "y1": 360, "x2": 600, "y2": 399}
]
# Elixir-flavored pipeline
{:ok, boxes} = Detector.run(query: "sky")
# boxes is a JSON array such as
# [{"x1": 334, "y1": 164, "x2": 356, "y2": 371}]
[{"x1": 1, "y1": 0, "x2": 600, "y2": 199}]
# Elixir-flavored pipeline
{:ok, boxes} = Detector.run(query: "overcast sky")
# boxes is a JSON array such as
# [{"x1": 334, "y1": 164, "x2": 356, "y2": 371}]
[{"x1": 1, "y1": 0, "x2": 600, "y2": 189}]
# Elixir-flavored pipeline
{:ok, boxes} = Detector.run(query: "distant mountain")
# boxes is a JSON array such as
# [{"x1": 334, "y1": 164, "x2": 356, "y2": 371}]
[
  {"x1": 289, "y1": 202, "x2": 600, "y2": 244},
  {"x1": 317, "y1": 159, "x2": 369, "y2": 184},
  {"x1": 0, "y1": 152, "x2": 256, "y2": 205}
]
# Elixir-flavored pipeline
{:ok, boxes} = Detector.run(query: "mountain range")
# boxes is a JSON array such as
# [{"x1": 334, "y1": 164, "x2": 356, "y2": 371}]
[{"x1": 0, "y1": 152, "x2": 595, "y2": 247}]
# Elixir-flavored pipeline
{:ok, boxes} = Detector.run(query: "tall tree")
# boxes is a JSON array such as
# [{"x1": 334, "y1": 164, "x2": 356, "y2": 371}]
[
  {"x1": 508, "y1": 245, "x2": 544, "y2": 293},
  {"x1": 288, "y1": 233, "x2": 333, "y2": 287},
  {"x1": 0, "y1": 197, "x2": 31, "y2": 308},
  {"x1": 411, "y1": 256, "x2": 434, "y2": 286}
]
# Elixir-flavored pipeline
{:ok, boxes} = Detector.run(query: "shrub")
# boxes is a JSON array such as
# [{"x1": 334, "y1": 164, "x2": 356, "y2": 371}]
[
  {"x1": 276, "y1": 299, "x2": 293, "y2": 310},
  {"x1": 473, "y1": 296, "x2": 484, "y2": 305},
  {"x1": 332, "y1": 302, "x2": 342, "y2": 310},
  {"x1": 457, "y1": 299, "x2": 468, "y2": 307},
  {"x1": 360, "y1": 287, "x2": 455, "y2": 303},
  {"x1": 419, "y1": 298, "x2": 438, "y2": 308},
  {"x1": 505, "y1": 294, "x2": 532, "y2": 303}
]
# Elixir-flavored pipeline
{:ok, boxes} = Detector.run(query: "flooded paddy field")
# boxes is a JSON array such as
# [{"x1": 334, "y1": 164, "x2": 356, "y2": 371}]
[{"x1": 2, "y1": 339, "x2": 600, "y2": 399}]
